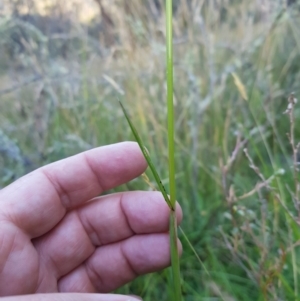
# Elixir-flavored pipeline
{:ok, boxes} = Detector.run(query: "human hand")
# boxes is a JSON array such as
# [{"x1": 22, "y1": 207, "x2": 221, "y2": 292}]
[{"x1": 0, "y1": 142, "x2": 182, "y2": 301}]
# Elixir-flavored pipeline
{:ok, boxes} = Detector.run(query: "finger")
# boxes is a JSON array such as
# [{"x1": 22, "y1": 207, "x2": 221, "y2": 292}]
[
  {"x1": 58, "y1": 234, "x2": 182, "y2": 293},
  {"x1": 0, "y1": 142, "x2": 147, "y2": 238},
  {"x1": 2, "y1": 293, "x2": 141, "y2": 301},
  {"x1": 34, "y1": 191, "x2": 182, "y2": 279},
  {"x1": 78, "y1": 191, "x2": 183, "y2": 246}
]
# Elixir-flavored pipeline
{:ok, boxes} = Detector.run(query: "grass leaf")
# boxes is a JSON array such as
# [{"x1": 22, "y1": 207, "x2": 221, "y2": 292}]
[{"x1": 118, "y1": 100, "x2": 173, "y2": 210}]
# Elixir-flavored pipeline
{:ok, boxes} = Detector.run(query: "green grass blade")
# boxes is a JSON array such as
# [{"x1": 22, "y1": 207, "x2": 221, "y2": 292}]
[
  {"x1": 179, "y1": 226, "x2": 209, "y2": 276},
  {"x1": 119, "y1": 100, "x2": 173, "y2": 210}
]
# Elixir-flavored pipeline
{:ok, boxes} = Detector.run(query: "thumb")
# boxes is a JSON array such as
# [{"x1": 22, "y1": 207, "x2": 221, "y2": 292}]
[{"x1": 1, "y1": 293, "x2": 142, "y2": 301}]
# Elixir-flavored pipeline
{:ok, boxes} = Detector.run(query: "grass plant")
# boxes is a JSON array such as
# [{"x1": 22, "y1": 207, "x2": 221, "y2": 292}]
[
  {"x1": 119, "y1": 2, "x2": 182, "y2": 299},
  {"x1": 165, "y1": 1, "x2": 182, "y2": 300}
]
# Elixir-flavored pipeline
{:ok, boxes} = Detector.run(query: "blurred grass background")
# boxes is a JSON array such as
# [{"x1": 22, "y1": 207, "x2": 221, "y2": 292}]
[{"x1": 1, "y1": 0, "x2": 300, "y2": 300}]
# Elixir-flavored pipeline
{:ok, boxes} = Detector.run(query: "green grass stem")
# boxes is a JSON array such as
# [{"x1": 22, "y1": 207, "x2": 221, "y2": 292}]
[
  {"x1": 119, "y1": 3, "x2": 183, "y2": 296},
  {"x1": 166, "y1": 0, "x2": 175, "y2": 208},
  {"x1": 166, "y1": 1, "x2": 182, "y2": 300}
]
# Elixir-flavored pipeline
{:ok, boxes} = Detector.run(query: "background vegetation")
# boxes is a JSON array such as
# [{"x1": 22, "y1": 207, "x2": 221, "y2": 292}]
[{"x1": 1, "y1": 0, "x2": 300, "y2": 300}]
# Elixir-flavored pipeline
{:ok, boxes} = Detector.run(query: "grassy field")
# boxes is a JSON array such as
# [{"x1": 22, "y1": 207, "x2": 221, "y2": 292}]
[{"x1": 1, "y1": 0, "x2": 300, "y2": 300}]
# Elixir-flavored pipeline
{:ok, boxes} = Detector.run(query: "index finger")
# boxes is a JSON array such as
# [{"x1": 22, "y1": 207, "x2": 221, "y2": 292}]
[{"x1": 0, "y1": 142, "x2": 147, "y2": 238}]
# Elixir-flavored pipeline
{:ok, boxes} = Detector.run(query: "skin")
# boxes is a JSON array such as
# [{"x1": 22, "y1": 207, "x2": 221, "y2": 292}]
[{"x1": 0, "y1": 142, "x2": 182, "y2": 301}]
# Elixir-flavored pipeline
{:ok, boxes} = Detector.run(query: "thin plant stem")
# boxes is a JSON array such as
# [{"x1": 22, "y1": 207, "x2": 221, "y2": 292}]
[
  {"x1": 119, "y1": 1, "x2": 182, "y2": 298},
  {"x1": 170, "y1": 210, "x2": 182, "y2": 301},
  {"x1": 166, "y1": 0, "x2": 182, "y2": 300},
  {"x1": 166, "y1": 0, "x2": 175, "y2": 208}
]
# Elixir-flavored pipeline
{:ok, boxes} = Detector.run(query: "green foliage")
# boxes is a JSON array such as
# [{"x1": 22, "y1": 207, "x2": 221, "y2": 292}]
[{"x1": 1, "y1": 1, "x2": 300, "y2": 300}]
